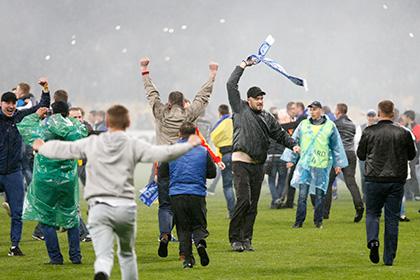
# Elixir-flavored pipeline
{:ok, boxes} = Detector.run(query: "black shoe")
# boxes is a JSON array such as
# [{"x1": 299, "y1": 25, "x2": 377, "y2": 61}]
[
  {"x1": 32, "y1": 233, "x2": 45, "y2": 241},
  {"x1": 292, "y1": 223, "x2": 302, "y2": 228},
  {"x1": 368, "y1": 240, "x2": 380, "y2": 264},
  {"x1": 399, "y1": 216, "x2": 410, "y2": 222},
  {"x1": 354, "y1": 208, "x2": 364, "y2": 223},
  {"x1": 196, "y1": 240, "x2": 209, "y2": 266},
  {"x1": 323, "y1": 215, "x2": 329, "y2": 220},
  {"x1": 231, "y1": 241, "x2": 244, "y2": 252},
  {"x1": 8, "y1": 246, "x2": 24, "y2": 256},
  {"x1": 158, "y1": 234, "x2": 169, "y2": 258},
  {"x1": 80, "y1": 235, "x2": 92, "y2": 242},
  {"x1": 183, "y1": 260, "x2": 194, "y2": 269},
  {"x1": 94, "y1": 272, "x2": 109, "y2": 280},
  {"x1": 315, "y1": 223, "x2": 323, "y2": 229}
]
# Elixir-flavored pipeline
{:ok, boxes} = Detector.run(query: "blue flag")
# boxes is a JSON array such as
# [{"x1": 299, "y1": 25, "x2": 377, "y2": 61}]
[{"x1": 139, "y1": 181, "x2": 158, "y2": 207}]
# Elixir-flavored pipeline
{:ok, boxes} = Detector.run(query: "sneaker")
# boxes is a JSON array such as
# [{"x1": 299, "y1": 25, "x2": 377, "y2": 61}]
[
  {"x1": 8, "y1": 246, "x2": 24, "y2": 256},
  {"x1": 179, "y1": 254, "x2": 196, "y2": 266},
  {"x1": 354, "y1": 207, "x2": 364, "y2": 223},
  {"x1": 242, "y1": 240, "x2": 255, "y2": 251},
  {"x1": 2, "y1": 202, "x2": 11, "y2": 217},
  {"x1": 32, "y1": 233, "x2": 45, "y2": 241},
  {"x1": 196, "y1": 240, "x2": 209, "y2": 266},
  {"x1": 158, "y1": 234, "x2": 170, "y2": 258},
  {"x1": 94, "y1": 272, "x2": 109, "y2": 280},
  {"x1": 183, "y1": 260, "x2": 194, "y2": 269},
  {"x1": 292, "y1": 223, "x2": 302, "y2": 228},
  {"x1": 231, "y1": 241, "x2": 244, "y2": 252},
  {"x1": 368, "y1": 240, "x2": 380, "y2": 264},
  {"x1": 399, "y1": 216, "x2": 410, "y2": 222},
  {"x1": 80, "y1": 234, "x2": 92, "y2": 242}
]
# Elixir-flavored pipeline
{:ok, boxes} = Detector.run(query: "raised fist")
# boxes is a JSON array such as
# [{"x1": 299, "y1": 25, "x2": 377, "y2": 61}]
[
  {"x1": 140, "y1": 57, "x2": 150, "y2": 68},
  {"x1": 209, "y1": 62, "x2": 219, "y2": 72},
  {"x1": 38, "y1": 77, "x2": 48, "y2": 87}
]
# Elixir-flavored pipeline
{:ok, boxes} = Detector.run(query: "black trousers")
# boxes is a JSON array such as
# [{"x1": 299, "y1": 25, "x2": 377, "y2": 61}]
[
  {"x1": 324, "y1": 150, "x2": 364, "y2": 217},
  {"x1": 228, "y1": 162, "x2": 264, "y2": 243},
  {"x1": 171, "y1": 195, "x2": 208, "y2": 258}
]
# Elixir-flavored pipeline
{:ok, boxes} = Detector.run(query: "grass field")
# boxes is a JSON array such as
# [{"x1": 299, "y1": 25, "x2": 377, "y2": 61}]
[{"x1": 1, "y1": 163, "x2": 419, "y2": 280}]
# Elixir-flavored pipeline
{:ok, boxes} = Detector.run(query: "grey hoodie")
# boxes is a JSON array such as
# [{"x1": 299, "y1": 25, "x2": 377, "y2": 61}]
[{"x1": 38, "y1": 131, "x2": 193, "y2": 201}]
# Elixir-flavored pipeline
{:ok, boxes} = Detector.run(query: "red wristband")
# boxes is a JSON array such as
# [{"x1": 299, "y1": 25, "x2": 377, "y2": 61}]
[{"x1": 141, "y1": 71, "x2": 149, "y2": 76}]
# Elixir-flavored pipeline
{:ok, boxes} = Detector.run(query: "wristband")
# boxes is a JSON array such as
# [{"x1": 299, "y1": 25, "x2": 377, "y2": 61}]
[{"x1": 141, "y1": 71, "x2": 149, "y2": 76}]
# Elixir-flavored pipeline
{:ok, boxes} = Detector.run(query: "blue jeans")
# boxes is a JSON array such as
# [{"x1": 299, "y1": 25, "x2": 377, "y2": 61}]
[
  {"x1": 0, "y1": 171, "x2": 24, "y2": 246},
  {"x1": 41, "y1": 224, "x2": 81, "y2": 264},
  {"x1": 157, "y1": 162, "x2": 173, "y2": 237},
  {"x1": 365, "y1": 181, "x2": 404, "y2": 265},
  {"x1": 221, "y1": 153, "x2": 235, "y2": 218},
  {"x1": 295, "y1": 184, "x2": 325, "y2": 225},
  {"x1": 267, "y1": 158, "x2": 287, "y2": 206}
]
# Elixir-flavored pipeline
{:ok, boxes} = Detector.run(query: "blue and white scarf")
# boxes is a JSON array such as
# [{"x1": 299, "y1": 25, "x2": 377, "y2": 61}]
[{"x1": 249, "y1": 35, "x2": 308, "y2": 91}]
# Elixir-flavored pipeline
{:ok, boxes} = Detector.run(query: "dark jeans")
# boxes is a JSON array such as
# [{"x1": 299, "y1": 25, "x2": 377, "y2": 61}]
[
  {"x1": 365, "y1": 181, "x2": 404, "y2": 265},
  {"x1": 283, "y1": 165, "x2": 296, "y2": 208},
  {"x1": 228, "y1": 162, "x2": 264, "y2": 243},
  {"x1": 157, "y1": 162, "x2": 173, "y2": 237},
  {"x1": 171, "y1": 195, "x2": 208, "y2": 259},
  {"x1": 404, "y1": 159, "x2": 420, "y2": 200},
  {"x1": 324, "y1": 150, "x2": 364, "y2": 217},
  {"x1": 0, "y1": 171, "x2": 24, "y2": 246},
  {"x1": 41, "y1": 224, "x2": 81, "y2": 264},
  {"x1": 267, "y1": 157, "x2": 287, "y2": 206},
  {"x1": 295, "y1": 184, "x2": 325, "y2": 225},
  {"x1": 221, "y1": 153, "x2": 235, "y2": 218}
]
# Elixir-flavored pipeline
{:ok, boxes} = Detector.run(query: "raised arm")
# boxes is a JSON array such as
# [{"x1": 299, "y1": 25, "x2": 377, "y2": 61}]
[
  {"x1": 15, "y1": 77, "x2": 51, "y2": 122},
  {"x1": 187, "y1": 62, "x2": 218, "y2": 120},
  {"x1": 226, "y1": 58, "x2": 257, "y2": 113},
  {"x1": 140, "y1": 57, "x2": 165, "y2": 119},
  {"x1": 135, "y1": 134, "x2": 201, "y2": 163},
  {"x1": 35, "y1": 137, "x2": 90, "y2": 160}
]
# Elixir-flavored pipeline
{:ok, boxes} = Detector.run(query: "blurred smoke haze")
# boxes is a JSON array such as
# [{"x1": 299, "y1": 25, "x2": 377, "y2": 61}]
[{"x1": 1, "y1": 0, "x2": 419, "y2": 127}]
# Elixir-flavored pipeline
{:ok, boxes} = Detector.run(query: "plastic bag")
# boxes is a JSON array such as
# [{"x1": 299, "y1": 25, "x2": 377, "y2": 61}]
[{"x1": 17, "y1": 113, "x2": 88, "y2": 228}]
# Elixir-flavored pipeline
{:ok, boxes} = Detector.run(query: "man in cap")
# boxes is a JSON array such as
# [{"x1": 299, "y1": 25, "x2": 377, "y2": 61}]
[
  {"x1": 282, "y1": 101, "x2": 348, "y2": 229},
  {"x1": 0, "y1": 79, "x2": 50, "y2": 256},
  {"x1": 226, "y1": 57, "x2": 300, "y2": 252}
]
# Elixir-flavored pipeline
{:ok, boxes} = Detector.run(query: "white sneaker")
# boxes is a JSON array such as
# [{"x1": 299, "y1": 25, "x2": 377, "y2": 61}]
[{"x1": 2, "y1": 202, "x2": 11, "y2": 217}]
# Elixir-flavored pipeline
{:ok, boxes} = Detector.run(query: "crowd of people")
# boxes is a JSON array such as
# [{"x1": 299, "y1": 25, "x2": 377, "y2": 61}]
[{"x1": 0, "y1": 56, "x2": 419, "y2": 280}]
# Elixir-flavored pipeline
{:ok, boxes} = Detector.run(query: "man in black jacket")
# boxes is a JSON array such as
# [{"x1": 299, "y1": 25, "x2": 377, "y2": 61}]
[
  {"x1": 227, "y1": 58, "x2": 300, "y2": 252},
  {"x1": 324, "y1": 103, "x2": 364, "y2": 222},
  {"x1": 0, "y1": 79, "x2": 50, "y2": 256},
  {"x1": 357, "y1": 100, "x2": 416, "y2": 266}
]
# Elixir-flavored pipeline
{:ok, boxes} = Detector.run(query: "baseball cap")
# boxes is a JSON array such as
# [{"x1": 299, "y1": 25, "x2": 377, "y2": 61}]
[
  {"x1": 308, "y1": 101, "x2": 322, "y2": 109},
  {"x1": 1, "y1": 92, "x2": 17, "y2": 103},
  {"x1": 247, "y1": 86, "x2": 266, "y2": 98}
]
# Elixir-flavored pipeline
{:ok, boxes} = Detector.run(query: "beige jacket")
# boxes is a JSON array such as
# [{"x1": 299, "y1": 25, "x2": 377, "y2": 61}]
[{"x1": 143, "y1": 75, "x2": 214, "y2": 145}]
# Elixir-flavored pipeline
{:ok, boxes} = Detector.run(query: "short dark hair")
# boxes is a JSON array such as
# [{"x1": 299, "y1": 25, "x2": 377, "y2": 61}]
[
  {"x1": 179, "y1": 121, "x2": 196, "y2": 138},
  {"x1": 378, "y1": 100, "x2": 394, "y2": 118},
  {"x1": 296, "y1": 102, "x2": 305, "y2": 111},
  {"x1": 168, "y1": 91, "x2": 184, "y2": 107},
  {"x1": 218, "y1": 104, "x2": 230, "y2": 115},
  {"x1": 336, "y1": 103, "x2": 348, "y2": 114},
  {"x1": 403, "y1": 110, "x2": 416, "y2": 121},
  {"x1": 107, "y1": 105, "x2": 130, "y2": 130},
  {"x1": 51, "y1": 101, "x2": 69, "y2": 117},
  {"x1": 286, "y1": 102, "x2": 296, "y2": 111},
  {"x1": 54, "y1": 90, "x2": 68, "y2": 103}
]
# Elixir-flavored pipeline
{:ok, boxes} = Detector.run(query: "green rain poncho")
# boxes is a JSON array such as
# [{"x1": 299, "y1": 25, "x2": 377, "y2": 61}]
[{"x1": 17, "y1": 113, "x2": 88, "y2": 228}]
